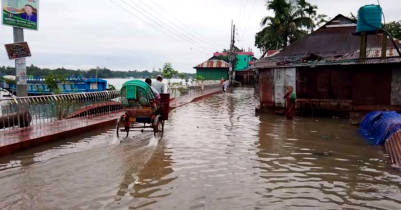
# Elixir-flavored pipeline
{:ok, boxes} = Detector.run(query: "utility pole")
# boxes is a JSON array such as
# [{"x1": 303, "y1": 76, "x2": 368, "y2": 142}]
[
  {"x1": 229, "y1": 20, "x2": 236, "y2": 83},
  {"x1": 14, "y1": 27, "x2": 28, "y2": 97}
]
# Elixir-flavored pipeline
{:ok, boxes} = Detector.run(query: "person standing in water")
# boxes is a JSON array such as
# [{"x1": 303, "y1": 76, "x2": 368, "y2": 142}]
[
  {"x1": 223, "y1": 79, "x2": 229, "y2": 93},
  {"x1": 220, "y1": 77, "x2": 225, "y2": 87},
  {"x1": 283, "y1": 86, "x2": 296, "y2": 119}
]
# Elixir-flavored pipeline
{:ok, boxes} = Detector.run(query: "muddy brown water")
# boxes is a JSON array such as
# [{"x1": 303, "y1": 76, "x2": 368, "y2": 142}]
[{"x1": 1, "y1": 87, "x2": 401, "y2": 210}]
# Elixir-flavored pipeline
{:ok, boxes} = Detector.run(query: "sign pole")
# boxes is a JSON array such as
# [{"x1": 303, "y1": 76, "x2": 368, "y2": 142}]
[{"x1": 13, "y1": 27, "x2": 28, "y2": 97}]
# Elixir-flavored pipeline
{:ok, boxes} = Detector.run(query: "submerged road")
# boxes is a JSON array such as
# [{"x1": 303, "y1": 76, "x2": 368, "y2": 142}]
[{"x1": 1, "y1": 87, "x2": 401, "y2": 209}]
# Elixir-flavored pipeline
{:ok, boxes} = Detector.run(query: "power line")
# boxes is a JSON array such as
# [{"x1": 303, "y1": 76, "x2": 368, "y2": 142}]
[
  {"x1": 124, "y1": 0, "x2": 215, "y2": 53},
  {"x1": 239, "y1": 0, "x2": 257, "y2": 42},
  {"x1": 135, "y1": 0, "x2": 217, "y2": 51},
  {"x1": 117, "y1": 0, "x2": 211, "y2": 55},
  {"x1": 237, "y1": 0, "x2": 249, "y2": 37},
  {"x1": 237, "y1": 0, "x2": 245, "y2": 26},
  {"x1": 109, "y1": 0, "x2": 210, "y2": 56},
  {"x1": 147, "y1": 0, "x2": 224, "y2": 50}
]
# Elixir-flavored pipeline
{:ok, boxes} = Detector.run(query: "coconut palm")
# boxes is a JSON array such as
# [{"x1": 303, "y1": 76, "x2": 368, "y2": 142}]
[
  {"x1": 260, "y1": 0, "x2": 314, "y2": 47},
  {"x1": 255, "y1": 0, "x2": 322, "y2": 55}
]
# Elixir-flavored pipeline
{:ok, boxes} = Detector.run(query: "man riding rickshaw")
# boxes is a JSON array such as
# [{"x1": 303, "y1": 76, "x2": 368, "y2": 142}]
[{"x1": 116, "y1": 79, "x2": 169, "y2": 139}]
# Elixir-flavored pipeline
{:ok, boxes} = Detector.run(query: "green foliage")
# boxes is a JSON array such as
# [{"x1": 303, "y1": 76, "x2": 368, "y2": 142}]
[
  {"x1": 45, "y1": 74, "x2": 67, "y2": 93},
  {"x1": 255, "y1": 0, "x2": 327, "y2": 54},
  {"x1": 0, "y1": 65, "x2": 195, "y2": 79},
  {"x1": 385, "y1": 21, "x2": 401, "y2": 40},
  {"x1": 162, "y1": 63, "x2": 178, "y2": 80},
  {"x1": 107, "y1": 84, "x2": 116, "y2": 90},
  {"x1": 195, "y1": 76, "x2": 205, "y2": 81},
  {"x1": 5, "y1": 78, "x2": 15, "y2": 85},
  {"x1": 349, "y1": 13, "x2": 357, "y2": 22},
  {"x1": 223, "y1": 46, "x2": 243, "y2": 53}
]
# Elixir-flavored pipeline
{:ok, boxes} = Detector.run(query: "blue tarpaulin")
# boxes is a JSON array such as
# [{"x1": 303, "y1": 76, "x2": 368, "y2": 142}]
[{"x1": 360, "y1": 111, "x2": 401, "y2": 145}]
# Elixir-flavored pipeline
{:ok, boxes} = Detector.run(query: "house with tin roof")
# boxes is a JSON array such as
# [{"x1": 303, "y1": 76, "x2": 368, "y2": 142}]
[{"x1": 253, "y1": 14, "x2": 401, "y2": 122}]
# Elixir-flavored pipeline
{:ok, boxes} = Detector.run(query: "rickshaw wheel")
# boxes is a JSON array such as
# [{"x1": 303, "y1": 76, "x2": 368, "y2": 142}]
[
  {"x1": 153, "y1": 115, "x2": 164, "y2": 138},
  {"x1": 116, "y1": 117, "x2": 129, "y2": 138}
]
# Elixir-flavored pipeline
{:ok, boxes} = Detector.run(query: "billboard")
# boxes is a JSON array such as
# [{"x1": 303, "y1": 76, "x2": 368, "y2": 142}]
[
  {"x1": 5, "y1": 42, "x2": 31, "y2": 59},
  {"x1": 2, "y1": 0, "x2": 39, "y2": 30}
]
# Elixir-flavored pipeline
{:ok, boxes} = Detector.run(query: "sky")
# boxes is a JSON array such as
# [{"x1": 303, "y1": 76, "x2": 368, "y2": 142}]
[{"x1": 0, "y1": 0, "x2": 399, "y2": 73}]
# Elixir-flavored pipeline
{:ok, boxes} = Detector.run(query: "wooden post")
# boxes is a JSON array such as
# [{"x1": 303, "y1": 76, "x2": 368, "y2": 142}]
[
  {"x1": 381, "y1": 33, "x2": 387, "y2": 59},
  {"x1": 359, "y1": 33, "x2": 367, "y2": 63}
]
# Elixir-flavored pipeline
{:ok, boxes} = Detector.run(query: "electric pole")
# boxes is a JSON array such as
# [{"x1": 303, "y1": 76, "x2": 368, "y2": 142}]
[
  {"x1": 229, "y1": 21, "x2": 236, "y2": 83},
  {"x1": 14, "y1": 27, "x2": 28, "y2": 97}
]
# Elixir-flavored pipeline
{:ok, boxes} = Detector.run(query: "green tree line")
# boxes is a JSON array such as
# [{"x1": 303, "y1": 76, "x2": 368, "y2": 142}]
[{"x1": 0, "y1": 65, "x2": 195, "y2": 79}]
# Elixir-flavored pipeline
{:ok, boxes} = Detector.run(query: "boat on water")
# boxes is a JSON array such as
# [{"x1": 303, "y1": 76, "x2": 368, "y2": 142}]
[{"x1": 0, "y1": 76, "x2": 108, "y2": 96}]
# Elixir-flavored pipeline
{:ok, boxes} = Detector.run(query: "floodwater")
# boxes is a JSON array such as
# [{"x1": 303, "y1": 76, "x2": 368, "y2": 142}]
[{"x1": 1, "y1": 87, "x2": 401, "y2": 210}]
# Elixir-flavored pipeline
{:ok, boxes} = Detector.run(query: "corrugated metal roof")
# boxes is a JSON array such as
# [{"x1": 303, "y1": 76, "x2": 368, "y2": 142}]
[
  {"x1": 253, "y1": 55, "x2": 401, "y2": 69},
  {"x1": 253, "y1": 14, "x2": 401, "y2": 69},
  {"x1": 194, "y1": 59, "x2": 229, "y2": 69}
]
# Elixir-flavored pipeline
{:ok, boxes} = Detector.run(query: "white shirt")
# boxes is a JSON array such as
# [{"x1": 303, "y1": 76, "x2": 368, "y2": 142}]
[{"x1": 152, "y1": 80, "x2": 164, "y2": 93}]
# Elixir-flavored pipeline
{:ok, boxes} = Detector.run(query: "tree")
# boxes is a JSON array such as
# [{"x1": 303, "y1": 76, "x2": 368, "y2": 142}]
[
  {"x1": 385, "y1": 21, "x2": 401, "y2": 40},
  {"x1": 349, "y1": 13, "x2": 357, "y2": 22},
  {"x1": 255, "y1": 0, "x2": 321, "y2": 55},
  {"x1": 107, "y1": 84, "x2": 116, "y2": 90},
  {"x1": 313, "y1": 14, "x2": 329, "y2": 30},
  {"x1": 161, "y1": 63, "x2": 178, "y2": 83},
  {"x1": 44, "y1": 74, "x2": 67, "y2": 94},
  {"x1": 195, "y1": 75, "x2": 205, "y2": 90}
]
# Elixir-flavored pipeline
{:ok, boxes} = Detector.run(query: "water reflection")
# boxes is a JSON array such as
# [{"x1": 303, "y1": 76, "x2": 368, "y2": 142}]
[
  {"x1": 255, "y1": 114, "x2": 401, "y2": 209},
  {"x1": 1, "y1": 87, "x2": 401, "y2": 209},
  {"x1": 113, "y1": 140, "x2": 176, "y2": 209}
]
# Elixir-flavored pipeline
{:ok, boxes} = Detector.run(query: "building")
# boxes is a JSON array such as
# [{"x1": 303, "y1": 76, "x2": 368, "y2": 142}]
[
  {"x1": 253, "y1": 14, "x2": 401, "y2": 122},
  {"x1": 194, "y1": 56, "x2": 229, "y2": 80},
  {"x1": 194, "y1": 51, "x2": 256, "y2": 83}
]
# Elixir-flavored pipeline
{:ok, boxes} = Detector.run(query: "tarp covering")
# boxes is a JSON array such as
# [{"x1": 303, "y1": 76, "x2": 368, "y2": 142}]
[{"x1": 360, "y1": 111, "x2": 401, "y2": 145}]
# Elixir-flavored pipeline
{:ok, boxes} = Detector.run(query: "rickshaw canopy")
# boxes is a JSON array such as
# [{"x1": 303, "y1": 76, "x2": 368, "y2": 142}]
[{"x1": 120, "y1": 80, "x2": 155, "y2": 106}]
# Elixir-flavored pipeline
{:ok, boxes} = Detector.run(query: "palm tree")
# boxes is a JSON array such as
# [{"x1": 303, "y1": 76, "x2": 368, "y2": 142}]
[
  {"x1": 260, "y1": 0, "x2": 314, "y2": 47},
  {"x1": 313, "y1": 14, "x2": 329, "y2": 30},
  {"x1": 255, "y1": 0, "x2": 321, "y2": 55}
]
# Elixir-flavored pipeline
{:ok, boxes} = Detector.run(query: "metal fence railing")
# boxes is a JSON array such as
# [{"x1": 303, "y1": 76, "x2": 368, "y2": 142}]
[{"x1": 0, "y1": 91, "x2": 121, "y2": 131}]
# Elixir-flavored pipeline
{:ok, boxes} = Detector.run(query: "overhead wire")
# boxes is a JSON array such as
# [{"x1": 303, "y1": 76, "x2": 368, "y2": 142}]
[
  {"x1": 124, "y1": 0, "x2": 215, "y2": 53},
  {"x1": 237, "y1": 0, "x2": 249, "y2": 38},
  {"x1": 108, "y1": 0, "x2": 210, "y2": 56},
  {"x1": 239, "y1": 0, "x2": 257, "y2": 42},
  {"x1": 147, "y1": 0, "x2": 224, "y2": 50},
  {"x1": 135, "y1": 0, "x2": 217, "y2": 52}
]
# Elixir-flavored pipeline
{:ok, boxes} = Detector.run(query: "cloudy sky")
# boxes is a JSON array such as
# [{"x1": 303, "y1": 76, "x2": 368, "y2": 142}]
[{"x1": 0, "y1": 0, "x2": 399, "y2": 73}]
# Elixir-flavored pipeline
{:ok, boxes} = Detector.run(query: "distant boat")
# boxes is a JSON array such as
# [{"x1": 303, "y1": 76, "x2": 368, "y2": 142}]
[{"x1": 0, "y1": 77, "x2": 108, "y2": 96}]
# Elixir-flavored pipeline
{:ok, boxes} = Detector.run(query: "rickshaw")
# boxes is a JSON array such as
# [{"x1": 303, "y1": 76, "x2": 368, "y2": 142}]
[{"x1": 116, "y1": 80, "x2": 169, "y2": 138}]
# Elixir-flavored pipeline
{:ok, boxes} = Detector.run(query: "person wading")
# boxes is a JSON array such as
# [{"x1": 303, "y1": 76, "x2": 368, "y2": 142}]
[
  {"x1": 223, "y1": 79, "x2": 229, "y2": 93},
  {"x1": 283, "y1": 86, "x2": 296, "y2": 120}
]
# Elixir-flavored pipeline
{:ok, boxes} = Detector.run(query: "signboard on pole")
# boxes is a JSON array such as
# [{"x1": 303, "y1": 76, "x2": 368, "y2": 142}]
[
  {"x1": 16, "y1": 58, "x2": 27, "y2": 85},
  {"x1": 2, "y1": 0, "x2": 39, "y2": 30},
  {"x1": 5, "y1": 42, "x2": 31, "y2": 59}
]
